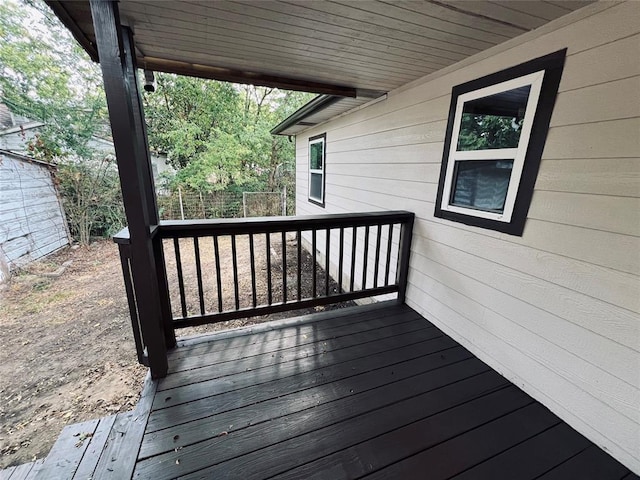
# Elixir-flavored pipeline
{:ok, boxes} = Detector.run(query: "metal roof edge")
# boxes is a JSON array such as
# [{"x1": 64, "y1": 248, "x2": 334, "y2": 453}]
[{"x1": 270, "y1": 95, "x2": 341, "y2": 136}]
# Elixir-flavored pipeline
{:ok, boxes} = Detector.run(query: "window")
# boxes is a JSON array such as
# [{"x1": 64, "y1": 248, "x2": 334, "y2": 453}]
[
  {"x1": 435, "y1": 50, "x2": 566, "y2": 235},
  {"x1": 308, "y1": 133, "x2": 326, "y2": 206}
]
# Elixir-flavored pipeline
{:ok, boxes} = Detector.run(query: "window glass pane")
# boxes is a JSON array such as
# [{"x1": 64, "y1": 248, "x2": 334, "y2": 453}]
[
  {"x1": 457, "y1": 85, "x2": 531, "y2": 151},
  {"x1": 310, "y1": 172, "x2": 323, "y2": 201},
  {"x1": 451, "y1": 160, "x2": 514, "y2": 213},
  {"x1": 310, "y1": 141, "x2": 323, "y2": 169}
]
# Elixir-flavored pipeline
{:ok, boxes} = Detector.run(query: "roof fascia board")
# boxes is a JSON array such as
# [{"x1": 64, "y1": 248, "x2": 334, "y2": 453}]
[
  {"x1": 45, "y1": 0, "x2": 99, "y2": 62},
  {"x1": 271, "y1": 95, "x2": 341, "y2": 135}
]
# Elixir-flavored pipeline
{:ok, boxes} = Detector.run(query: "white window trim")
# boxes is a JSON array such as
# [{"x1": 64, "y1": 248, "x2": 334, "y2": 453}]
[
  {"x1": 308, "y1": 135, "x2": 325, "y2": 204},
  {"x1": 440, "y1": 71, "x2": 545, "y2": 222}
]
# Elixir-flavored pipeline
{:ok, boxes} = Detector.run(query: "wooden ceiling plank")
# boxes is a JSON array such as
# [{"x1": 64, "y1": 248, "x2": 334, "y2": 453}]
[
  {"x1": 138, "y1": 41, "x2": 417, "y2": 87},
  {"x1": 122, "y1": 1, "x2": 463, "y2": 66},
  {"x1": 544, "y1": 1, "x2": 593, "y2": 10},
  {"x1": 382, "y1": 0, "x2": 528, "y2": 37},
  {"x1": 492, "y1": 0, "x2": 574, "y2": 21},
  {"x1": 268, "y1": 0, "x2": 491, "y2": 51},
  {"x1": 212, "y1": 0, "x2": 480, "y2": 58},
  {"x1": 437, "y1": 0, "x2": 549, "y2": 29},
  {"x1": 140, "y1": 47, "x2": 400, "y2": 92},
  {"x1": 133, "y1": 28, "x2": 436, "y2": 78},
  {"x1": 332, "y1": 0, "x2": 513, "y2": 44}
]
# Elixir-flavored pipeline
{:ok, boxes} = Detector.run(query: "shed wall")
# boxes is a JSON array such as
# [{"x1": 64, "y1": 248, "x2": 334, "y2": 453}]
[
  {"x1": 0, "y1": 153, "x2": 70, "y2": 280},
  {"x1": 295, "y1": 2, "x2": 640, "y2": 472}
]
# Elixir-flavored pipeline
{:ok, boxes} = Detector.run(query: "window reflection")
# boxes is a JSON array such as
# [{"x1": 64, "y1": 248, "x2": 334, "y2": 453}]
[{"x1": 457, "y1": 85, "x2": 531, "y2": 151}]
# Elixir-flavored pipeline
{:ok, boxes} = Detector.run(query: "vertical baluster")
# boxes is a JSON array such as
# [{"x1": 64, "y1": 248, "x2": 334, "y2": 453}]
[
  {"x1": 373, "y1": 224, "x2": 382, "y2": 289},
  {"x1": 362, "y1": 225, "x2": 370, "y2": 289},
  {"x1": 266, "y1": 233, "x2": 272, "y2": 305},
  {"x1": 385, "y1": 223, "x2": 394, "y2": 287},
  {"x1": 231, "y1": 234, "x2": 239, "y2": 310},
  {"x1": 193, "y1": 237, "x2": 205, "y2": 315},
  {"x1": 350, "y1": 226, "x2": 357, "y2": 292},
  {"x1": 338, "y1": 228, "x2": 344, "y2": 294},
  {"x1": 249, "y1": 233, "x2": 257, "y2": 308},
  {"x1": 296, "y1": 230, "x2": 302, "y2": 301},
  {"x1": 173, "y1": 238, "x2": 187, "y2": 318},
  {"x1": 213, "y1": 235, "x2": 223, "y2": 312},
  {"x1": 282, "y1": 231, "x2": 287, "y2": 303},
  {"x1": 325, "y1": 229, "x2": 330, "y2": 296},
  {"x1": 312, "y1": 229, "x2": 317, "y2": 298}
]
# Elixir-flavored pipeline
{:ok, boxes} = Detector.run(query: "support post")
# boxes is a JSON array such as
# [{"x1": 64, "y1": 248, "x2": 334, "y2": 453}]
[{"x1": 90, "y1": 0, "x2": 168, "y2": 377}]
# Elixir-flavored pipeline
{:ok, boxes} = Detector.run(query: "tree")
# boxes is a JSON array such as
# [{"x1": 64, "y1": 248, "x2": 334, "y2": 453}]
[
  {"x1": 143, "y1": 78, "x2": 312, "y2": 195},
  {"x1": 0, "y1": 0, "x2": 108, "y2": 161}
]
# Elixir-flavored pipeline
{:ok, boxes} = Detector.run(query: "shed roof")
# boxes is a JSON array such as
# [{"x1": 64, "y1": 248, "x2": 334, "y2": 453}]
[{"x1": 46, "y1": 1, "x2": 592, "y2": 134}]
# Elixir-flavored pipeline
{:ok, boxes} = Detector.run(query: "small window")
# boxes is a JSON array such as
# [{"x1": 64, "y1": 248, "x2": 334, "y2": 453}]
[
  {"x1": 308, "y1": 133, "x2": 326, "y2": 206},
  {"x1": 435, "y1": 50, "x2": 566, "y2": 235}
]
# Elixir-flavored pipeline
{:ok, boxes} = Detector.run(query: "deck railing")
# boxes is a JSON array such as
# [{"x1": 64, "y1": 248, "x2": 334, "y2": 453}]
[{"x1": 115, "y1": 211, "x2": 413, "y2": 362}]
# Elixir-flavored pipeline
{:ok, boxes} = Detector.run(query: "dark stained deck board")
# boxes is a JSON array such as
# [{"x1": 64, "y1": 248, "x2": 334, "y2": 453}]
[
  {"x1": 537, "y1": 445, "x2": 632, "y2": 480},
  {"x1": 449, "y1": 422, "x2": 591, "y2": 479},
  {"x1": 158, "y1": 317, "x2": 436, "y2": 391},
  {"x1": 169, "y1": 302, "x2": 418, "y2": 362},
  {"x1": 17, "y1": 302, "x2": 636, "y2": 479},
  {"x1": 271, "y1": 401, "x2": 552, "y2": 480},
  {"x1": 135, "y1": 365, "x2": 505, "y2": 479},
  {"x1": 154, "y1": 328, "x2": 448, "y2": 414},
  {"x1": 179, "y1": 384, "x2": 533, "y2": 480},
  {"x1": 153, "y1": 327, "x2": 454, "y2": 415},
  {"x1": 140, "y1": 345, "x2": 473, "y2": 458},
  {"x1": 135, "y1": 302, "x2": 636, "y2": 480},
  {"x1": 165, "y1": 312, "x2": 427, "y2": 378},
  {"x1": 167, "y1": 307, "x2": 421, "y2": 372},
  {"x1": 146, "y1": 336, "x2": 463, "y2": 435},
  {"x1": 154, "y1": 333, "x2": 458, "y2": 412}
]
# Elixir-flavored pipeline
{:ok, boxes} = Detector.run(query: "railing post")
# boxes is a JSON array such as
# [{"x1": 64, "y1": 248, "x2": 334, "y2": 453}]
[{"x1": 396, "y1": 213, "x2": 414, "y2": 305}]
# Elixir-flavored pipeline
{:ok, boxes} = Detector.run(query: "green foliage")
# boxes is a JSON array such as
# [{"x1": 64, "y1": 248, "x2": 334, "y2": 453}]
[
  {"x1": 0, "y1": 0, "x2": 108, "y2": 161},
  {"x1": 55, "y1": 157, "x2": 125, "y2": 245},
  {"x1": 457, "y1": 114, "x2": 523, "y2": 151},
  {"x1": 144, "y1": 79, "x2": 313, "y2": 197},
  {"x1": 2, "y1": 0, "x2": 313, "y2": 241}
]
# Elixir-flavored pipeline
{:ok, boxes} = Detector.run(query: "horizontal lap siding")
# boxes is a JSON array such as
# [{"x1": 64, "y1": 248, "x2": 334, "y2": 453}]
[
  {"x1": 295, "y1": 2, "x2": 640, "y2": 473},
  {"x1": 0, "y1": 154, "x2": 70, "y2": 275}
]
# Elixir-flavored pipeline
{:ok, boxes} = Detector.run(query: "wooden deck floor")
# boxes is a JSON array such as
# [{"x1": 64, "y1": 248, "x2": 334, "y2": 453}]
[{"x1": 7, "y1": 302, "x2": 637, "y2": 479}]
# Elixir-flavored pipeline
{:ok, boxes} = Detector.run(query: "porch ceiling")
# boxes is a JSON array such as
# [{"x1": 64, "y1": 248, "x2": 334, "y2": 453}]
[{"x1": 47, "y1": 0, "x2": 592, "y2": 98}]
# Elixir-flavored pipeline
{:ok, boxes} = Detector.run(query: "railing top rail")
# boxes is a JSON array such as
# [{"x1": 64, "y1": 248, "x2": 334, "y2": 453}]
[
  {"x1": 113, "y1": 226, "x2": 131, "y2": 244},
  {"x1": 158, "y1": 211, "x2": 414, "y2": 238}
]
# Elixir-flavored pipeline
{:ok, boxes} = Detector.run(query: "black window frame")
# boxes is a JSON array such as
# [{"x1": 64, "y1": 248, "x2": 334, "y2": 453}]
[
  {"x1": 434, "y1": 49, "x2": 567, "y2": 236},
  {"x1": 308, "y1": 133, "x2": 326, "y2": 207}
]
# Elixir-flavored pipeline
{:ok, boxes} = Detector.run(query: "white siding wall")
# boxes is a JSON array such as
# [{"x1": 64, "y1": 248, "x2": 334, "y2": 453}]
[
  {"x1": 0, "y1": 153, "x2": 70, "y2": 280},
  {"x1": 295, "y1": 2, "x2": 640, "y2": 472}
]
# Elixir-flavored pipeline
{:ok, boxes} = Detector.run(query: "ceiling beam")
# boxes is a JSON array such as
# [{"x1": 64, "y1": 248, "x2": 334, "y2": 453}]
[{"x1": 138, "y1": 56, "x2": 357, "y2": 97}]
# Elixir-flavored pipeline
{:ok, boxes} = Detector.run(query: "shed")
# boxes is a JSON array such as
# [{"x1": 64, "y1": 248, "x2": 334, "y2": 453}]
[{"x1": 0, "y1": 149, "x2": 71, "y2": 281}]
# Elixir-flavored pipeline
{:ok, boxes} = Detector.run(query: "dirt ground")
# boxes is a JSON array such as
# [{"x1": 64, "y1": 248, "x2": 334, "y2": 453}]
[{"x1": 0, "y1": 237, "x2": 352, "y2": 468}]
